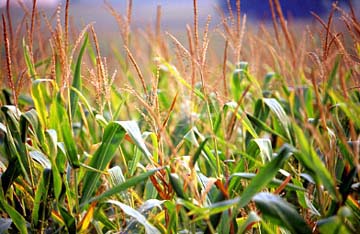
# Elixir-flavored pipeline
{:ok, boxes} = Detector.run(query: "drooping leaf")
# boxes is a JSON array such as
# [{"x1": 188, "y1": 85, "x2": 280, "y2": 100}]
[
  {"x1": 118, "y1": 121, "x2": 152, "y2": 159},
  {"x1": 1, "y1": 106, "x2": 31, "y2": 185},
  {"x1": 80, "y1": 121, "x2": 153, "y2": 204},
  {"x1": 108, "y1": 166, "x2": 125, "y2": 186},
  {"x1": 138, "y1": 199, "x2": 166, "y2": 213},
  {"x1": 253, "y1": 192, "x2": 312, "y2": 234},
  {"x1": 246, "y1": 138, "x2": 273, "y2": 164},
  {"x1": 20, "y1": 109, "x2": 47, "y2": 152},
  {"x1": 108, "y1": 200, "x2": 160, "y2": 234},
  {"x1": 29, "y1": 151, "x2": 51, "y2": 169},
  {"x1": 236, "y1": 211, "x2": 261, "y2": 234},
  {"x1": 263, "y1": 98, "x2": 292, "y2": 141}
]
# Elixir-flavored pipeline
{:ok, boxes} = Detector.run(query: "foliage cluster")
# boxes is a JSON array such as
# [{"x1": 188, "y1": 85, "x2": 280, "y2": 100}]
[{"x1": 0, "y1": 0, "x2": 359, "y2": 233}]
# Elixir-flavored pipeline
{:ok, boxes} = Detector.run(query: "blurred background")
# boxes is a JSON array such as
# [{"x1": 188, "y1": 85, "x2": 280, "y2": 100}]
[{"x1": 1, "y1": 0, "x2": 358, "y2": 32}]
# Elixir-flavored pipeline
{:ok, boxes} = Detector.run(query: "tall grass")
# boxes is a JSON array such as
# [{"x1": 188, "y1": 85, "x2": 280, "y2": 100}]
[{"x1": 0, "y1": 0, "x2": 359, "y2": 233}]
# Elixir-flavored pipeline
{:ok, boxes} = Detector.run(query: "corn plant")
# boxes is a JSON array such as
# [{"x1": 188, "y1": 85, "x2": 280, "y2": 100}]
[{"x1": 0, "y1": 0, "x2": 359, "y2": 233}]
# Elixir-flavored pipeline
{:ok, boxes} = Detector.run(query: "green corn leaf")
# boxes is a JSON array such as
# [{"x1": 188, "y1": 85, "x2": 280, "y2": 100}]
[
  {"x1": 45, "y1": 129, "x2": 57, "y2": 158},
  {"x1": 45, "y1": 130, "x2": 62, "y2": 199},
  {"x1": 247, "y1": 113, "x2": 288, "y2": 141},
  {"x1": 318, "y1": 216, "x2": 348, "y2": 234},
  {"x1": 0, "y1": 189, "x2": 28, "y2": 234},
  {"x1": 322, "y1": 56, "x2": 341, "y2": 106},
  {"x1": 53, "y1": 93, "x2": 80, "y2": 168},
  {"x1": 93, "y1": 209, "x2": 117, "y2": 230},
  {"x1": 229, "y1": 173, "x2": 306, "y2": 192},
  {"x1": 185, "y1": 197, "x2": 240, "y2": 222},
  {"x1": 183, "y1": 127, "x2": 218, "y2": 175},
  {"x1": 56, "y1": 143, "x2": 67, "y2": 174},
  {"x1": 190, "y1": 138, "x2": 209, "y2": 169},
  {"x1": 1, "y1": 157, "x2": 22, "y2": 194},
  {"x1": 293, "y1": 124, "x2": 338, "y2": 199},
  {"x1": 263, "y1": 98, "x2": 291, "y2": 142},
  {"x1": 235, "y1": 145, "x2": 292, "y2": 210},
  {"x1": 253, "y1": 192, "x2": 312, "y2": 234},
  {"x1": 168, "y1": 171, "x2": 187, "y2": 200},
  {"x1": 31, "y1": 168, "x2": 53, "y2": 231},
  {"x1": 329, "y1": 91, "x2": 360, "y2": 129},
  {"x1": 95, "y1": 114, "x2": 108, "y2": 127},
  {"x1": 224, "y1": 102, "x2": 259, "y2": 138},
  {"x1": 0, "y1": 111, "x2": 22, "y2": 192},
  {"x1": 80, "y1": 121, "x2": 153, "y2": 204},
  {"x1": 31, "y1": 79, "x2": 54, "y2": 128},
  {"x1": 20, "y1": 109, "x2": 47, "y2": 153},
  {"x1": 108, "y1": 200, "x2": 160, "y2": 234},
  {"x1": 59, "y1": 206, "x2": 76, "y2": 234},
  {"x1": 70, "y1": 34, "x2": 88, "y2": 118},
  {"x1": 70, "y1": 87, "x2": 95, "y2": 120},
  {"x1": 1, "y1": 106, "x2": 31, "y2": 185},
  {"x1": 1, "y1": 106, "x2": 21, "y2": 146},
  {"x1": 29, "y1": 151, "x2": 51, "y2": 169},
  {"x1": 23, "y1": 39, "x2": 36, "y2": 78},
  {"x1": 86, "y1": 168, "x2": 159, "y2": 204},
  {"x1": 118, "y1": 121, "x2": 152, "y2": 159},
  {"x1": 246, "y1": 138, "x2": 273, "y2": 163},
  {"x1": 237, "y1": 211, "x2": 261, "y2": 234},
  {"x1": 318, "y1": 206, "x2": 355, "y2": 234},
  {"x1": 263, "y1": 72, "x2": 276, "y2": 90},
  {"x1": 80, "y1": 121, "x2": 125, "y2": 204},
  {"x1": 231, "y1": 68, "x2": 245, "y2": 101}
]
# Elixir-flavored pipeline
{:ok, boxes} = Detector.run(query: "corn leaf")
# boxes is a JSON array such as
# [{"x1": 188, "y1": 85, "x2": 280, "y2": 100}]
[
  {"x1": 31, "y1": 169, "x2": 52, "y2": 231},
  {"x1": 253, "y1": 192, "x2": 312, "y2": 234},
  {"x1": 53, "y1": 93, "x2": 80, "y2": 168},
  {"x1": 108, "y1": 200, "x2": 160, "y2": 234},
  {"x1": 0, "y1": 189, "x2": 28, "y2": 234},
  {"x1": 235, "y1": 145, "x2": 292, "y2": 210},
  {"x1": 87, "y1": 168, "x2": 159, "y2": 204},
  {"x1": 70, "y1": 34, "x2": 88, "y2": 118},
  {"x1": 293, "y1": 124, "x2": 338, "y2": 199},
  {"x1": 80, "y1": 121, "x2": 152, "y2": 204}
]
